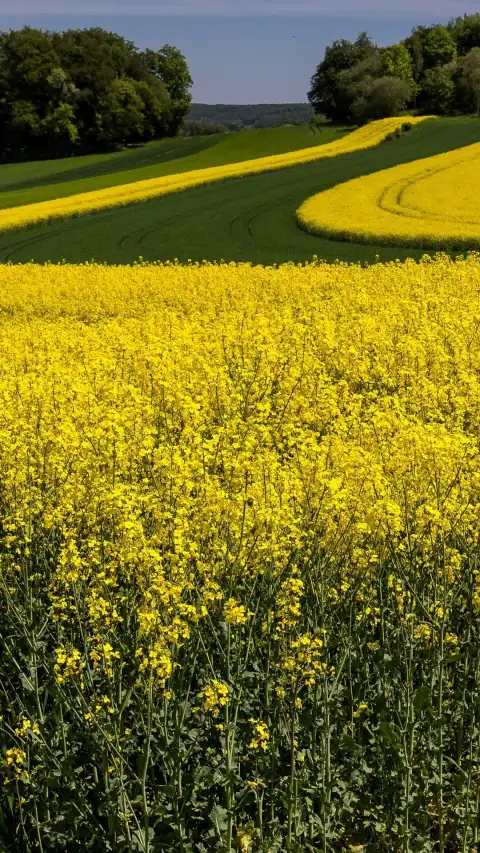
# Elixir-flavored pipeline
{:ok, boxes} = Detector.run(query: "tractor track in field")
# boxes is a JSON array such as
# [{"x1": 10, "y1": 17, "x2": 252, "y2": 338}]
[
  {"x1": 1, "y1": 118, "x2": 479, "y2": 266},
  {"x1": 2, "y1": 226, "x2": 65, "y2": 262},
  {"x1": 227, "y1": 194, "x2": 295, "y2": 244}
]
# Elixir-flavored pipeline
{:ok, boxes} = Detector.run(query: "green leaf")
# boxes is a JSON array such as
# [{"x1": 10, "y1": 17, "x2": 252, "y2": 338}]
[
  {"x1": 20, "y1": 673, "x2": 34, "y2": 693},
  {"x1": 341, "y1": 733, "x2": 356, "y2": 751},
  {"x1": 378, "y1": 722, "x2": 401, "y2": 748},
  {"x1": 414, "y1": 684, "x2": 431, "y2": 712},
  {"x1": 210, "y1": 803, "x2": 228, "y2": 833},
  {"x1": 131, "y1": 827, "x2": 155, "y2": 851}
]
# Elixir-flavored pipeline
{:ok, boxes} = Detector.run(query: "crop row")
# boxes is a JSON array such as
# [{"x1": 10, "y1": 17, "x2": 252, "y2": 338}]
[
  {"x1": 0, "y1": 116, "x2": 432, "y2": 236},
  {"x1": 297, "y1": 139, "x2": 480, "y2": 251}
]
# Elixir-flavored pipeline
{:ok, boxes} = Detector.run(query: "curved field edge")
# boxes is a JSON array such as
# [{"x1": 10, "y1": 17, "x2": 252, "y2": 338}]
[
  {"x1": 0, "y1": 125, "x2": 349, "y2": 210},
  {"x1": 296, "y1": 140, "x2": 480, "y2": 252},
  {"x1": 0, "y1": 117, "x2": 433, "y2": 236},
  {"x1": 2, "y1": 116, "x2": 479, "y2": 267}
]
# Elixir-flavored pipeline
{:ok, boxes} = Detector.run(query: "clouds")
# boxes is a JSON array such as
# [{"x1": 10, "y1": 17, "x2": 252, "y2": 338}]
[{"x1": 1, "y1": 0, "x2": 478, "y2": 14}]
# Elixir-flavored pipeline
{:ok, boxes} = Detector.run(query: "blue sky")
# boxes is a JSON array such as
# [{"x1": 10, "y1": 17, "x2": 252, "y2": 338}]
[{"x1": 0, "y1": 1, "x2": 476, "y2": 103}]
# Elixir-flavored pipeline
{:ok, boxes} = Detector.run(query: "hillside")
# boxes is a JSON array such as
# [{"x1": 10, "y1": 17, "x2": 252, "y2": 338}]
[
  {"x1": 0, "y1": 124, "x2": 344, "y2": 211},
  {"x1": 0, "y1": 116, "x2": 477, "y2": 266},
  {"x1": 186, "y1": 102, "x2": 314, "y2": 129}
]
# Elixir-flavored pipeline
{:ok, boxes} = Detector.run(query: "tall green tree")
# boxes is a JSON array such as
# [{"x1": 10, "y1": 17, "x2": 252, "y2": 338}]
[
  {"x1": 0, "y1": 25, "x2": 192, "y2": 160},
  {"x1": 141, "y1": 45, "x2": 193, "y2": 136},
  {"x1": 457, "y1": 47, "x2": 480, "y2": 114},
  {"x1": 0, "y1": 27, "x2": 68, "y2": 158},
  {"x1": 381, "y1": 43, "x2": 416, "y2": 97},
  {"x1": 308, "y1": 32, "x2": 377, "y2": 122},
  {"x1": 51, "y1": 28, "x2": 144, "y2": 149},
  {"x1": 39, "y1": 103, "x2": 78, "y2": 156},
  {"x1": 447, "y1": 13, "x2": 480, "y2": 56},
  {"x1": 134, "y1": 76, "x2": 171, "y2": 140},
  {"x1": 98, "y1": 77, "x2": 147, "y2": 148},
  {"x1": 7, "y1": 99, "x2": 39, "y2": 156},
  {"x1": 350, "y1": 76, "x2": 411, "y2": 123},
  {"x1": 421, "y1": 65, "x2": 456, "y2": 114},
  {"x1": 404, "y1": 30, "x2": 428, "y2": 108},
  {"x1": 423, "y1": 25, "x2": 457, "y2": 68},
  {"x1": 334, "y1": 52, "x2": 384, "y2": 122},
  {"x1": 0, "y1": 27, "x2": 59, "y2": 109}
]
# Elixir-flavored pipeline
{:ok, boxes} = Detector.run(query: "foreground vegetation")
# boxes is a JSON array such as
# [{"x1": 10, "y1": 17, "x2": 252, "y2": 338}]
[
  {"x1": 2, "y1": 255, "x2": 480, "y2": 853},
  {"x1": 297, "y1": 139, "x2": 480, "y2": 250},
  {"x1": 0, "y1": 116, "x2": 478, "y2": 266}
]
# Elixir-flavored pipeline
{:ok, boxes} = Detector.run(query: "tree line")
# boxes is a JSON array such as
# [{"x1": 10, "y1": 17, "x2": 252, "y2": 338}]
[
  {"x1": 184, "y1": 103, "x2": 314, "y2": 134},
  {"x1": 308, "y1": 13, "x2": 480, "y2": 123},
  {"x1": 0, "y1": 27, "x2": 193, "y2": 161}
]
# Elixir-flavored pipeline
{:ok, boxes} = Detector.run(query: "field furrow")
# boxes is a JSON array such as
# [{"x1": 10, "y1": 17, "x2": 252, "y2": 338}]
[
  {"x1": 297, "y1": 139, "x2": 480, "y2": 251},
  {"x1": 1, "y1": 117, "x2": 479, "y2": 266},
  {"x1": 0, "y1": 117, "x2": 431, "y2": 236}
]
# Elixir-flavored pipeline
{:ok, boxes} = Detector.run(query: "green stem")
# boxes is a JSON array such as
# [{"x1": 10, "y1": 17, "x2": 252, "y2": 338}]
[
  {"x1": 287, "y1": 686, "x2": 298, "y2": 851},
  {"x1": 226, "y1": 623, "x2": 234, "y2": 853},
  {"x1": 438, "y1": 584, "x2": 445, "y2": 853},
  {"x1": 141, "y1": 684, "x2": 153, "y2": 853},
  {"x1": 323, "y1": 674, "x2": 331, "y2": 853}
]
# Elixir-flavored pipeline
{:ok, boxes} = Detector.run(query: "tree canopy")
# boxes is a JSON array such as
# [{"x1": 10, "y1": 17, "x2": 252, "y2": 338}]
[
  {"x1": 0, "y1": 26, "x2": 193, "y2": 160},
  {"x1": 308, "y1": 13, "x2": 480, "y2": 123}
]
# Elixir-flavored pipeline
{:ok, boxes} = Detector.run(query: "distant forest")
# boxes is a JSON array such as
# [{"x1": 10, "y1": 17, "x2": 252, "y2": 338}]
[{"x1": 184, "y1": 103, "x2": 314, "y2": 134}]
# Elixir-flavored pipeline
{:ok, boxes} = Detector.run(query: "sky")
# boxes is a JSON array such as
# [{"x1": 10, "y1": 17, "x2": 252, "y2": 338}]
[{"x1": 0, "y1": 1, "x2": 477, "y2": 103}]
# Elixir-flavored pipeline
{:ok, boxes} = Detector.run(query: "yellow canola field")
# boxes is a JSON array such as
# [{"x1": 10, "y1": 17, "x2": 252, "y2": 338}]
[
  {"x1": 0, "y1": 254, "x2": 480, "y2": 601},
  {"x1": 3, "y1": 255, "x2": 480, "y2": 846},
  {"x1": 0, "y1": 116, "x2": 431, "y2": 234},
  {"x1": 297, "y1": 140, "x2": 480, "y2": 250}
]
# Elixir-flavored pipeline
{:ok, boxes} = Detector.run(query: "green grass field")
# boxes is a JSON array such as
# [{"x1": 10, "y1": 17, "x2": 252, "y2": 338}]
[
  {"x1": 0, "y1": 117, "x2": 478, "y2": 265},
  {"x1": 0, "y1": 124, "x2": 347, "y2": 209}
]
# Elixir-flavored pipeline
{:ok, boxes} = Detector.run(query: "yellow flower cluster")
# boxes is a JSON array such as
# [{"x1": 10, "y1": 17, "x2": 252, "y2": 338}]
[
  {"x1": 198, "y1": 680, "x2": 230, "y2": 716},
  {"x1": 297, "y1": 140, "x2": 480, "y2": 251},
  {"x1": 273, "y1": 569, "x2": 304, "y2": 637},
  {"x1": 223, "y1": 597, "x2": 252, "y2": 625},
  {"x1": 280, "y1": 634, "x2": 329, "y2": 687},
  {"x1": 0, "y1": 117, "x2": 431, "y2": 235},
  {"x1": 54, "y1": 646, "x2": 85, "y2": 684},
  {"x1": 248, "y1": 719, "x2": 270, "y2": 752},
  {"x1": 137, "y1": 640, "x2": 174, "y2": 687},
  {"x1": 353, "y1": 703, "x2": 371, "y2": 719},
  {"x1": 3, "y1": 748, "x2": 27, "y2": 779},
  {"x1": 14, "y1": 719, "x2": 40, "y2": 738},
  {"x1": 89, "y1": 642, "x2": 121, "y2": 679}
]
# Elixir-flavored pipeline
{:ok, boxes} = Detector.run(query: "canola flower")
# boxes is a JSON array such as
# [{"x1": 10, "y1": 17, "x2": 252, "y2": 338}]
[
  {"x1": 1, "y1": 254, "x2": 480, "y2": 851},
  {"x1": 0, "y1": 116, "x2": 432, "y2": 235},
  {"x1": 198, "y1": 680, "x2": 230, "y2": 716},
  {"x1": 297, "y1": 139, "x2": 480, "y2": 250},
  {"x1": 248, "y1": 719, "x2": 270, "y2": 752}
]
